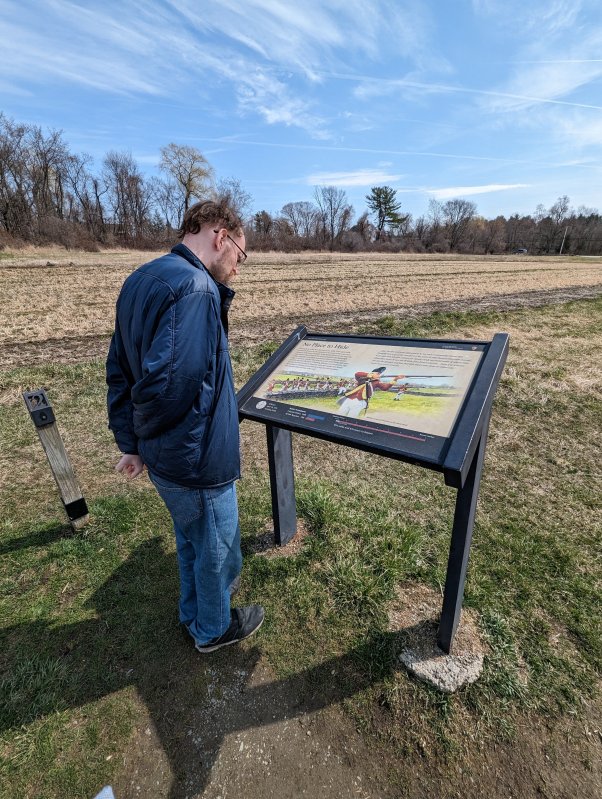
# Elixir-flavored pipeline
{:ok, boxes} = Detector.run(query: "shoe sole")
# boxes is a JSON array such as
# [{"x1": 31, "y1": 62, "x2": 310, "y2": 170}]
[{"x1": 195, "y1": 614, "x2": 264, "y2": 654}]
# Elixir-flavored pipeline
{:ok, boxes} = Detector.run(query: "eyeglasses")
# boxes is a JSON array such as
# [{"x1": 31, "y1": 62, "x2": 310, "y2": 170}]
[{"x1": 214, "y1": 229, "x2": 247, "y2": 264}]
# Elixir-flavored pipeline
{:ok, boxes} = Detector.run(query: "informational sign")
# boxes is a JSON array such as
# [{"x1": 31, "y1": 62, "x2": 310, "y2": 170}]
[
  {"x1": 239, "y1": 333, "x2": 487, "y2": 467},
  {"x1": 238, "y1": 326, "x2": 509, "y2": 652}
]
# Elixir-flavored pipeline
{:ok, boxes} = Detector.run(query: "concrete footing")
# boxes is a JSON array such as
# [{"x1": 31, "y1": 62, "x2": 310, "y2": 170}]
[{"x1": 388, "y1": 583, "x2": 486, "y2": 694}]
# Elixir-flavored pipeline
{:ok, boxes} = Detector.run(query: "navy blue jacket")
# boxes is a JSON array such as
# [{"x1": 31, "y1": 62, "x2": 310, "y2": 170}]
[{"x1": 106, "y1": 243, "x2": 240, "y2": 488}]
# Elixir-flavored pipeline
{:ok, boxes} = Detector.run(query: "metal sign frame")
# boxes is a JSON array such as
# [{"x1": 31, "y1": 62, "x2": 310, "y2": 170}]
[{"x1": 238, "y1": 326, "x2": 509, "y2": 653}]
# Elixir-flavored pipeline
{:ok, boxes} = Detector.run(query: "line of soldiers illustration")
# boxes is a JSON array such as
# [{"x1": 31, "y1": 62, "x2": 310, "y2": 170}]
[{"x1": 265, "y1": 375, "x2": 354, "y2": 400}]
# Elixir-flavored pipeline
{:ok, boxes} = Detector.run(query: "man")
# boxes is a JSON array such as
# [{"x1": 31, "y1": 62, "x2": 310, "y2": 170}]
[{"x1": 106, "y1": 199, "x2": 264, "y2": 654}]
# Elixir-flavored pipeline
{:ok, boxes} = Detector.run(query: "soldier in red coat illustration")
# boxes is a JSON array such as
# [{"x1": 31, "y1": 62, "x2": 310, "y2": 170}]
[{"x1": 337, "y1": 367, "x2": 406, "y2": 418}]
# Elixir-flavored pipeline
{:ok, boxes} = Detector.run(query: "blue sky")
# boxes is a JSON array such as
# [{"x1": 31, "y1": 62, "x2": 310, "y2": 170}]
[{"x1": 1, "y1": 0, "x2": 601, "y2": 220}]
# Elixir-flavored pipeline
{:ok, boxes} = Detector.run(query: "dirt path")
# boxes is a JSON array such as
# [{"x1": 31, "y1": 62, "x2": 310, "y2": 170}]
[
  {"x1": 111, "y1": 646, "x2": 601, "y2": 799},
  {"x1": 114, "y1": 652, "x2": 397, "y2": 799},
  {"x1": 3, "y1": 283, "x2": 601, "y2": 369}
]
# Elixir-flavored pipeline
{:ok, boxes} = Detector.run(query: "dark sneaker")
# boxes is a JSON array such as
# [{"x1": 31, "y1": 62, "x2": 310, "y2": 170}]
[{"x1": 195, "y1": 605, "x2": 264, "y2": 653}]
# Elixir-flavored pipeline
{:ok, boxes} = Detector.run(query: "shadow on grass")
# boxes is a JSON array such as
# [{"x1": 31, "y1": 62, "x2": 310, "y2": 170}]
[
  {"x1": 0, "y1": 522, "x2": 72, "y2": 555},
  {"x1": 1, "y1": 536, "x2": 409, "y2": 798}
]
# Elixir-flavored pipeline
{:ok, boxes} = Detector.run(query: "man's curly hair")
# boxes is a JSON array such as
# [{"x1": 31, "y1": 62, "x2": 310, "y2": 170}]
[{"x1": 177, "y1": 199, "x2": 244, "y2": 238}]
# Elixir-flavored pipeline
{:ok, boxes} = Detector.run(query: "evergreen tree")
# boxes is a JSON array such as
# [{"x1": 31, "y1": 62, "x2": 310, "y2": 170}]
[{"x1": 366, "y1": 186, "x2": 405, "y2": 240}]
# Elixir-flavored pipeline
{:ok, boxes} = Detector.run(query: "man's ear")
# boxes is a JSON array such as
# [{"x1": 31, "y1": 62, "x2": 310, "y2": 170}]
[{"x1": 212, "y1": 227, "x2": 226, "y2": 249}]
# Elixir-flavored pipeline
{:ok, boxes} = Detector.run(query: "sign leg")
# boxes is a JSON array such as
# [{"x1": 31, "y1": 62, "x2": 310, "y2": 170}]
[
  {"x1": 437, "y1": 421, "x2": 489, "y2": 653},
  {"x1": 266, "y1": 425, "x2": 297, "y2": 546}
]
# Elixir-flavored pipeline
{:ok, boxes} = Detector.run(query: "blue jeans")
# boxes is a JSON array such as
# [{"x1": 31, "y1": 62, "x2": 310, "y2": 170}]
[{"x1": 149, "y1": 473, "x2": 242, "y2": 645}]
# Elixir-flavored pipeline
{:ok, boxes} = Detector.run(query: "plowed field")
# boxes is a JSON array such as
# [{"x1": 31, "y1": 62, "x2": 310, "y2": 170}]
[{"x1": 1, "y1": 249, "x2": 601, "y2": 367}]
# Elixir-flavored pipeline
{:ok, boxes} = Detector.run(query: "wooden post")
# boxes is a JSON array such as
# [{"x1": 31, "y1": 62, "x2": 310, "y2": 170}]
[{"x1": 23, "y1": 389, "x2": 89, "y2": 531}]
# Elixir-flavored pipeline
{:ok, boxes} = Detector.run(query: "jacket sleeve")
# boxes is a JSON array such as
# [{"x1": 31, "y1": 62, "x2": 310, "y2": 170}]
[
  {"x1": 106, "y1": 329, "x2": 139, "y2": 454},
  {"x1": 130, "y1": 290, "x2": 220, "y2": 439}
]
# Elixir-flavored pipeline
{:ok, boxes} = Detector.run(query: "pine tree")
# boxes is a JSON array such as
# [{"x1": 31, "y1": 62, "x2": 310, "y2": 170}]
[{"x1": 366, "y1": 186, "x2": 405, "y2": 240}]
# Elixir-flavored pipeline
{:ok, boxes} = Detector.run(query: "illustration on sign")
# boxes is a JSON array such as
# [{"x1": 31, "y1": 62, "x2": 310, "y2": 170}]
[{"x1": 253, "y1": 339, "x2": 484, "y2": 439}]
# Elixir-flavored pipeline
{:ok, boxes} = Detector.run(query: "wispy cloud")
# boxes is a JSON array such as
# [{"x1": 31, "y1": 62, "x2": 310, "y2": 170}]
[
  {"x1": 482, "y1": 58, "x2": 602, "y2": 113},
  {"x1": 195, "y1": 137, "x2": 593, "y2": 170},
  {"x1": 351, "y1": 74, "x2": 602, "y2": 111},
  {"x1": 546, "y1": 112, "x2": 602, "y2": 149},
  {"x1": 171, "y1": 0, "x2": 447, "y2": 76},
  {"x1": 0, "y1": 80, "x2": 31, "y2": 98},
  {"x1": 0, "y1": 1, "x2": 332, "y2": 137},
  {"x1": 514, "y1": 59, "x2": 602, "y2": 63},
  {"x1": 0, "y1": 2, "x2": 174, "y2": 96},
  {"x1": 134, "y1": 154, "x2": 161, "y2": 166},
  {"x1": 235, "y1": 69, "x2": 330, "y2": 139},
  {"x1": 0, "y1": 0, "x2": 451, "y2": 140},
  {"x1": 427, "y1": 184, "x2": 530, "y2": 199},
  {"x1": 474, "y1": 2, "x2": 602, "y2": 114},
  {"x1": 472, "y1": 0, "x2": 582, "y2": 34},
  {"x1": 306, "y1": 168, "x2": 402, "y2": 187},
  {"x1": 167, "y1": 0, "x2": 448, "y2": 134},
  {"x1": 348, "y1": 2, "x2": 602, "y2": 116}
]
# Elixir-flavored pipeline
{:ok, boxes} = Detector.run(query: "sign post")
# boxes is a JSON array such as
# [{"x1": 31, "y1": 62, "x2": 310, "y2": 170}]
[
  {"x1": 23, "y1": 388, "x2": 89, "y2": 531},
  {"x1": 266, "y1": 424, "x2": 297, "y2": 546},
  {"x1": 238, "y1": 326, "x2": 508, "y2": 653}
]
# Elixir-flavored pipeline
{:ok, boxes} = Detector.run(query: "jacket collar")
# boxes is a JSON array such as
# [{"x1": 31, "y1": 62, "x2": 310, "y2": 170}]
[{"x1": 171, "y1": 243, "x2": 236, "y2": 303}]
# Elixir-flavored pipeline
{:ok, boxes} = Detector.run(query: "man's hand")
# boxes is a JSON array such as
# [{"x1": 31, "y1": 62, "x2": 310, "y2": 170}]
[{"x1": 115, "y1": 454, "x2": 145, "y2": 479}]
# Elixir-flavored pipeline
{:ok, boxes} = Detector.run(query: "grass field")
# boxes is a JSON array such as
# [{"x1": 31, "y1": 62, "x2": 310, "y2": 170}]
[{"x1": 0, "y1": 248, "x2": 601, "y2": 798}]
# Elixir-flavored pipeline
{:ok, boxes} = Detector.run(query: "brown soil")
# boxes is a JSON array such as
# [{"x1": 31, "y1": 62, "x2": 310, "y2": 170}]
[
  {"x1": 2, "y1": 283, "x2": 601, "y2": 369},
  {"x1": 110, "y1": 585, "x2": 600, "y2": 799},
  {"x1": 247, "y1": 519, "x2": 312, "y2": 557},
  {"x1": 387, "y1": 582, "x2": 486, "y2": 657},
  {"x1": 1, "y1": 248, "x2": 601, "y2": 368},
  {"x1": 111, "y1": 644, "x2": 601, "y2": 799}
]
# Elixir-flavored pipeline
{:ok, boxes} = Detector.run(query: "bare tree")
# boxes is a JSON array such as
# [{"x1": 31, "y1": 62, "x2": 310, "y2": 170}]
[
  {"x1": 159, "y1": 143, "x2": 213, "y2": 219},
  {"x1": 103, "y1": 151, "x2": 153, "y2": 244},
  {"x1": 281, "y1": 201, "x2": 318, "y2": 239},
  {"x1": 571, "y1": 206, "x2": 601, "y2": 255},
  {"x1": 0, "y1": 114, "x2": 73, "y2": 240},
  {"x1": 247, "y1": 210, "x2": 275, "y2": 249},
  {"x1": 313, "y1": 186, "x2": 354, "y2": 251},
  {"x1": 480, "y1": 216, "x2": 507, "y2": 254},
  {"x1": 350, "y1": 211, "x2": 376, "y2": 247},
  {"x1": 215, "y1": 177, "x2": 253, "y2": 220},
  {"x1": 0, "y1": 114, "x2": 31, "y2": 237},
  {"x1": 440, "y1": 198, "x2": 477, "y2": 251},
  {"x1": 534, "y1": 196, "x2": 573, "y2": 253},
  {"x1": 148, "y1": 176, "x2": 180, "y2": 230},
  {"x1": 28, "y1": 126, "x2": 71, "y2": 225},
  {"x1": 64, "y1": 153, "x2": 108, "y2": 238}
]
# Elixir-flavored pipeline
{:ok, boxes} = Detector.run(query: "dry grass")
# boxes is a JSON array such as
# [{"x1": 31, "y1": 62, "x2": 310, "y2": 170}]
[{"x1": 1, "y1": 249, "x2": 601, "y2": 359}]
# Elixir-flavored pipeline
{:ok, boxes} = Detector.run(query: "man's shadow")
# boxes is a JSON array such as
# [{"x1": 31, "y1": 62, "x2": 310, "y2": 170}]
[{"x1": 2, "y1": 534, "x2": 412, "y2": 798}]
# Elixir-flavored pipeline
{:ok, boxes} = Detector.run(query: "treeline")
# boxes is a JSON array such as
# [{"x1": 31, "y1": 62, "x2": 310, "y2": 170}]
[
  {"x1": 250, "y1": 192, "x2": 602, "y2": 256},
  {"x1": 1, "y1": 113, "x2": 601, "y2": 254},
  {"x1": 0, "y1": 113, "x2": 244, "y2": 250}
]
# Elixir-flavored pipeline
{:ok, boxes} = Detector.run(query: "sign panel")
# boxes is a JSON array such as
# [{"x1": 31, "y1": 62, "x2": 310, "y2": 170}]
[{"x1": 239, "y1": 333, "x2": 487, "y2": 467}]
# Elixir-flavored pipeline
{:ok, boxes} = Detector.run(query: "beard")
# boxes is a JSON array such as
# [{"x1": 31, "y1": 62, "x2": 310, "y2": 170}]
[{"x1": 208, "y1": 249, "x2": 234, "y2": 286}]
